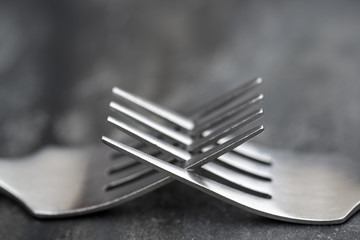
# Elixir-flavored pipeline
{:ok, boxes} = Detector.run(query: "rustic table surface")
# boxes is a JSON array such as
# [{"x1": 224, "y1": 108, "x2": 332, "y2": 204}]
[{"x1": 0, "y1": 0, "x2": 359, "y2": 239}]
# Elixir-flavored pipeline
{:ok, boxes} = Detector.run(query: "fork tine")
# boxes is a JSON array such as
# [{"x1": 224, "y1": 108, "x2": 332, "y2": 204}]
[
  {"x1": 107, "y1": 113, "x2": 263, "y2": 167},
  {"x1": 107, "y1": 154, "x2": 176, "y2": 190},
  {"x1": 109, "y1": 145, "x2": 159, "y2": 174},
  {"x1": 110, "y1": 101, "x2": 263, "y2": 153},
  {"x1": 103, "y1": 136, "x2": 271, "y2": 197},
  {"x1": 192, "y1": 94, "x2": 264, "y2": 136},
  {"x1": 201, "y1": 162, "x2": 271, "y2": 197},
  {"x1": 102, "y1": 136, "x2": 192, "y2": 178},
  {"x1": 107, "y1": 114, "x2": 268, "y2": 178},
  {"x1": 107, "y1": 116, "x2": 191, "y2": 161},
  {"x1": 113, "y1": 77, "x2": 262, "y2": 132},
  {"x1": 190, "y1": 77, "x2": 263, "y2": 120},
  {"x1": 185, "y1": 126, "x2": 264, "y2": 171},
  {"x1": 188, "y1": 109, "x2": 264, "y2": 152},
  {"x1": 217, "y1": 137, "x2": 272, "y2": 165},
  {"x1": 101, "y1": 136, "x2": 269, "y2": 209},
  {"x1": 112, "y1": 87, "x2": 194, "y2": 131},
  {"x1": 232, "y1": 143, "x2": 272, "y2": 165},
  {"x1": 110, "y1": 101, "x2": 193, "y2": 146},
  {"x1": 217, "y1": 152, "x2": 272, "y2": 180},
  {"x1": 107, "y1": 115, "x2": 267, "y2": 181},
  {"x1": 106, "y1": 164, "x2": 155, "y2": 191},
  {"x1": 111, "y1": 96, "x2": 263, "y2": 152}
]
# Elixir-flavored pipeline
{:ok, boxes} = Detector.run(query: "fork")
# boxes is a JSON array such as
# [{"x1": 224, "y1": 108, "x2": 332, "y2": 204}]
[
  {"x1": 104, "y1": 137, "x2": 360, "y2": 224},
  {"x1": 0, "y1": 142, "x2": 172, "y2": 218},
  {"x1": 104, "y1": 85, "x2": 360, "y2": 224}
]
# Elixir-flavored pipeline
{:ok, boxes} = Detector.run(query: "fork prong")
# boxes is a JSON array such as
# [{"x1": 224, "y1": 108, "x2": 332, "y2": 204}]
[
  {"x1": 106, "y1": 113, "x2": 264, "y2": 173},
  {"x1": 113, "y1": 77, "x2": 262, "y2": 133},
  {"x1": 107, "y1": 116, "x2": 191, "y2": 161},
  {"x1": 102, "y1": 136, "x2": 191, "y2": 179},
  {"x1": 188, "y1": 109, "x2": 264, "y2": 152},
  {"x1": 217, "y1": 138, "x2": 272, "y2": 165},
  {"x1": 232, "y1": 143, "x2": 272, "y2": 165},
  {"x1": 108, "y1": 145, "x2": 159, "y2": 174},
  {"x1": 192, "y1": 94, "x2": 264, "y2": 136},
  {"x1": 107, "y1": 152, "x2": 176, "y2": 190},
  {"x1": 201, "y1": 162, "x2": 272, "y2": 197},
  {"x1": 106, "y1": 164, "x2": 155, "y2": 190},
  {"x1": 107, "y1": 112, "x2": 264, "y2": 166},
  {"x1": 101, "y1": 136, "x2": 269, "y2": 210},
  {"x1": 190, "y1": 77, "x2": 263, "y2": 120},
  {"x1": 217, "y1": 152, "x2": 272, "y2": 180},
  {"x1": 185, "y1": 126, "x2": 264, "y2": 171},
  {"x1": 110, "y1": 101, "x2": 193, "y2": 146},
  {"x1": 112, "y1": 87, "x2": 194, "y2": 131},
  {"x1": 111, "y1": 96, "x2": 263, "y2": 154},
  {"x1": 110, "y1": 100, "x2": 263, "y2": 153}
]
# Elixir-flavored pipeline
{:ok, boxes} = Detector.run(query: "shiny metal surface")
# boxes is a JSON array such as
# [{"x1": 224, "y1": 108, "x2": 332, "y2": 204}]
[
  {"x1": 105, "y1": 134, "x2": 360, "y2": 225},
  {"x1": 105, "y1": 81, "x2": 360, "y2": 224},
  {"x1": 110, "y1": 84, "x2": 265, "y2": 176},
  {"x1": 0, "y1": 78, "x2": 262, "y2": 218},
  {"x1": 0, "y1": 143, "x2": 171, "y2": 218},
  {"x1": 104, "y1": 118, "x2": 264, "y2": 169},
  {"x1": 105, "y1": 78, "x2": 265, "y2": 191},
  {"x1": 113, "y1": 77, "x2": 263, "y2": 134},
  {"x1": 112, "y1": 77, "x2": 267, "y2": 162}
]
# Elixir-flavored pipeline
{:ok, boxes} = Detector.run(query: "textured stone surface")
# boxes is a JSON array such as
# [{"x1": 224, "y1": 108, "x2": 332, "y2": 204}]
[{"x1": 0, "y1": 0, "x2": 360, "y2": 239}]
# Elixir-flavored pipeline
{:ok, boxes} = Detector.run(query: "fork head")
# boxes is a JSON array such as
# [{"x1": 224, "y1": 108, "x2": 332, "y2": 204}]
[
  {"x1": 0, "y1": 142, "x2": 170, "y2": 218},
  {"x1": 105, "y1": 89, "x2": 264, "y2": 170},
  {"x1": 102, "y1": 85, "x2": 268, "y2": 222},
  {"x1": 103, "y1": 136, "x2": 360, "y2": 225},
  {"x1": 110, "y1": 79, "x2": 263, "y2": 152},
  {"x1": 112, "y1": 77, "x2": 263, "y2": 134},
  {"x1": 104, "y1": 80, "x2": 360, "y2": 224}
]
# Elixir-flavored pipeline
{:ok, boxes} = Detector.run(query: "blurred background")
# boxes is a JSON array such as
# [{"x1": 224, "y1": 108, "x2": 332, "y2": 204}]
[
  {"x1": 0, "y1": 0, "x2": 360, "y2": 238},
  {"x1": 1, "y1": 0, "x2": 360, "y2": 157}
]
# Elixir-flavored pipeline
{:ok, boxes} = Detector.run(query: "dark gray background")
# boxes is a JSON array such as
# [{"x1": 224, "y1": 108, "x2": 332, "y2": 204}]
[{"x1": 0, "y1": 0, "x2": 359, "y2": 239}]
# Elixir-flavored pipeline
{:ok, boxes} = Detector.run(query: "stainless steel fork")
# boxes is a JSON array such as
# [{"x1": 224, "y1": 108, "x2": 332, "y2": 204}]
[
  {"x1": 0, "y1": 142, "x2": 171, "y2": 218},
  {"x1": 104, "y1": 81, "x2": 360, "y2": 224},
  {"x1": 104, "y1": 138, "x2": 360, "y2": 224}
]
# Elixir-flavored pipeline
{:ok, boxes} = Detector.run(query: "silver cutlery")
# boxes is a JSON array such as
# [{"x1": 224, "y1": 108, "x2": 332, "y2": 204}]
[
  {"x1": 111, "y1": 77, "x2": 268, "y2": 162},
  {"x1": 0, "y1": 142, "x2": 172, "y2": 218},
  {"x1": 0, "y1": 78, "x2": 262, "y2": 218},
  {"x1": 104, "y1": 138, "x2": 360, "y2": 224},
  {"x1": 103, "y1": 80, "x2": 360, "y2": 224}
]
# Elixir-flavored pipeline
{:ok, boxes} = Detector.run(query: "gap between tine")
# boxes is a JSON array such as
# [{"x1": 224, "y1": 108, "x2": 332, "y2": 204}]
[
  {"x1": 102, "y1": 121, "x2": 263, "y2": 174},
  {"x1": 107, "y1": 116, "x2": 192, "y2": 162},
  {"x1": 191, "y1": 93, "x2": 264, "y2": 136},
  {"x1": 185, "y1": 126, "x2": 264, "y2": 171},
  {"x1": 191, "y1": 77, "x2": 262, "y2": 120},
  {"x1": 106, "y1": 112, "x2": 264, "y2": 171},
  {"x1": 112, "y1": 87, "x2": 195, "y2": 131},
  {"x1": 110, "y1": 96, "x2": 263, "y2": 151},
  {"x1": 110, "y1": 101, "x2": 193, "y2": 146},
  {"x1": 188, "y1": 109, "x2": 264, "y2": 152},
  {"x1": 112, "y1": 77, "x2": 262, "y2": 132}
]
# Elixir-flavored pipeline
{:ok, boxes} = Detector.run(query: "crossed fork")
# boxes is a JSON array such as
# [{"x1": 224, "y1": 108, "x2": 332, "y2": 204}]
[{"x1": 2, "y1": 77, "x2": 358, "y2": 224}]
